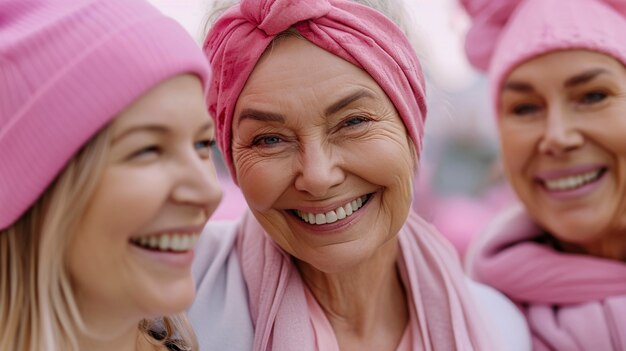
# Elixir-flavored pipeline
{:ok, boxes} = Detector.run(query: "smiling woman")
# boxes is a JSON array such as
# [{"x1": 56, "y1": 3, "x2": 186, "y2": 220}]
[
  {"x1": 188, "y1": 0, "x2": 530, "y2": 350},
  {"x1": 461, "y1": 0, "x2": 626, "y2": 349},
  {"x1": 0, "y1": 0, "x2": 222, "y2": 350},
  {"x1": 231, "y1": 38, "x2": 417, "y2": 274},
  {"x1": 498, "y1": 51, "x2": 626, "y2": 254}
]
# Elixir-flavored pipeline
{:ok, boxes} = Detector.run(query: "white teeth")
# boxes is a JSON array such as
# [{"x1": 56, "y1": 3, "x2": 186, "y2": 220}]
[
  {"x1": 336, "y1": 206, "x2": 346, "y2": 220},
  {"x1": 315, "y1": 213, "x2": 327, "y2": 225},
  {"x1": 131, "y1": 232, "x2": 200, "y2": 252},
  {"x1": 159, "y1": 235, "x2": 170, "y2": 250},
  {"x1": 171, "y1": 235, "x2": 181, "y2": 251},
  {"x1": 296, "y1": 195, "x2": 369, "y2": 225},
  {"x1": 544, "y1": 170, "x2": 601, "y2": 191},
  {"x1": 325, "y1": 211, "x2": 338, "y2": 224},
  {"x1": 344, "y1": 202, "x2": 353, "y2": 216}
]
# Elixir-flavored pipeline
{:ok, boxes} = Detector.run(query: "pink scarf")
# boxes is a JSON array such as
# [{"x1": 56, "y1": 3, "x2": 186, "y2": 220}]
[
  {"x1": 204, "y1": 0, "x2": 427, "y2": 181},
  {"x1": 236, "y1": 210, "x2": 494, "y2": 350},
  {"x1": 468, "y1": 204, "x2": 626, "y2": 350}
]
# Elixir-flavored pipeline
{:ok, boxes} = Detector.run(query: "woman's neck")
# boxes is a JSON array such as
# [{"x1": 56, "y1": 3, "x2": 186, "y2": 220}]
[
  {"x1": 297, "y1": 238, "x2": 409, "y2": 350},
  {"x1": 560, "y1": 238, "x2": 626, "y2": 262},
  {"x1": 75, "y1": 295, "x2": 163, "y2": 351},
  {"x1": 546, "y1": 230, "x2": 626, "y2": 261},
  {"x1": 77, "y1": 326, "x2": 161, "y2": 351}
]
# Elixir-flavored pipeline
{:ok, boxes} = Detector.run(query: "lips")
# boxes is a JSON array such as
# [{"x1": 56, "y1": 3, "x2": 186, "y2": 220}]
[
  {"x1": 290, "y1": 194, "x2": 372, "y2": 225},
  {"x1": 535, "y1": 166, "x2": 607, "y2": 192},
  {"x1": 129, "y1": 226, "x2": 203, "y2": 253}
]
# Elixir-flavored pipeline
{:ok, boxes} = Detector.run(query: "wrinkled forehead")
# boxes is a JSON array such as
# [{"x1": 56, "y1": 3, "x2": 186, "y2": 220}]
[{"x1": 234, "y1": 35, "x2": 393, "y2": 116}]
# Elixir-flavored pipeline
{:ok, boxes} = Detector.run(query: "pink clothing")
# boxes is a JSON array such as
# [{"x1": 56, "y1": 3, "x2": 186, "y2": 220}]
[
  {"x1": 0, "y1": 0, "x2": 210, "y2": 229},
  {"x1": 304, "y1": 287, "x2": 412, "y2": 351},
  {"x1": 467, "y1": 204, "x2": 626, "y2": 350},
  {"x1": 236, "y1": 209, "x2": 495, "y2": 351},
  {"x1": 461, "y1": 0, "x2": 626, "y2": 112},
  {"x1": 204, "y1": 0, "x2": 427, "y2": 182}
]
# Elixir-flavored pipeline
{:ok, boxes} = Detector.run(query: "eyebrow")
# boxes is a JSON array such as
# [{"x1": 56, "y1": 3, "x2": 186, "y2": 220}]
[
  {"x1": 237, "y1": 109, "x2": 285, "y2": 125},
  {"x1": 325, "y1": 90, "x2": 375, "y2": 116},
  {"x1": 112, "y1": 121, "x2": 214, "y2": 144},
  {"x1": 237, "y1": 90, "x2": 375, "y2": 125},
  {"x1": 564, "y1": 68, "x2": 608, "y2": 87},
  {"x1": 502, "y1": 68, "x2": 610, "y2": 93},
  {"x1": 502, "y1": 81, "x2": 535, "y2": 93}
]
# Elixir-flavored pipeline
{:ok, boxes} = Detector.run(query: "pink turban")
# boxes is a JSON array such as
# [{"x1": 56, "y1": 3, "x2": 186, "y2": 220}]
[
  {"x1": 204, "y1": 0, "x2": 427, "y2": 180},
  {"x1": 461, "y1": 0, "x2": 626, "y2": 112}
]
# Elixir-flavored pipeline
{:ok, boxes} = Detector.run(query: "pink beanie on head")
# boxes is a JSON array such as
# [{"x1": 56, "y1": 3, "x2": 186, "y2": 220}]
[
  {"x1": 205, "y1": 0, "x2": 427, "y2": 182},
  {"x1": 461, "y1": 0, "x2": 626, "y2": 111},
  {"x1": 0, "y1": 0, "x2": 210, "y2": 230}
]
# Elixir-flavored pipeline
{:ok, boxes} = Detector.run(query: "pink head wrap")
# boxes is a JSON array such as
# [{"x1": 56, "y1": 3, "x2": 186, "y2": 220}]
[
  {"x1": 204, "y1": 0, "x2": 427, "y2": 181},
  {"x1": 461, "y1": 0, "x2": 626, "y2": 112}
]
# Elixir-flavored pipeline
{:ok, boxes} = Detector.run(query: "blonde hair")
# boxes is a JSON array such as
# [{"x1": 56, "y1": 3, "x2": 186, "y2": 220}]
[{"x1": 0, "y1": 127, "x2": 198, "y2": 351}]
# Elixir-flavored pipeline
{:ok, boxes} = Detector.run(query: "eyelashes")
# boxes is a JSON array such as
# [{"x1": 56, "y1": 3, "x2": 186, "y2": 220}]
[
  {"x1": 129, "y1": 139, "x2": 216, "y2": 161},
  {"x1": 249, "y1": 115, "x2": 373, "y2": 149},
  {"x1": 506, "y1": 89, "x2": 612, "y2": 118}
]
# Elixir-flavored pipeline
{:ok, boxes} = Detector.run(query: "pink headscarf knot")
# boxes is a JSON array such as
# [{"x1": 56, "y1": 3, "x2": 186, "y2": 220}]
[{"x1": 241, "y1": 0, "x2": 331, "y2": 35}]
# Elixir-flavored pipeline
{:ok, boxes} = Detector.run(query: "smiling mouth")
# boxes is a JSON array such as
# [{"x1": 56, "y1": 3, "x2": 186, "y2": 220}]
[
  {"x1": 129, "y1": 232, "x2": 199, "y2": 253},
  {"x1": 540, "y1": 168, "x2": 606, "y2": 191},
  {"x1": 290, "y1": 194, "x2": 372, "y2": 225}
]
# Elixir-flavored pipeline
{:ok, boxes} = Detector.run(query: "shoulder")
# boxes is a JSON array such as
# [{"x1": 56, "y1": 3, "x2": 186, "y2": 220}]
[
  {"x1": 467, "y1": 279, "x2": 531, "y2": 351},
  {"x1": 189, "y1": 218, "x2": 254, "y2": 351},
  {"x1": 192, "y1": 220, "x2": 240, "y2": 279},
  {"x1": 191, "y1": 218, "x2": 245, "y2": 290}
]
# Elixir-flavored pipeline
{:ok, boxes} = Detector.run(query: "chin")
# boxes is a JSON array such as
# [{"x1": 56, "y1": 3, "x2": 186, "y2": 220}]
[{"x1": 141, "y1": 282, "x2": 196, "y2": 317}]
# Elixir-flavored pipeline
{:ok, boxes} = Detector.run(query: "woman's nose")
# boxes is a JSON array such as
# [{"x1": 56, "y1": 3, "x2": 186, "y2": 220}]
[
  {"x1": 294, "y1": 142, "x2": 345, "y2": 198},
  {"x1": 538, "y1": 107, "x2": 584, "y2": 156},
  {"x1": 172, "y1": 152, "x2": 223, "y2": 216}
]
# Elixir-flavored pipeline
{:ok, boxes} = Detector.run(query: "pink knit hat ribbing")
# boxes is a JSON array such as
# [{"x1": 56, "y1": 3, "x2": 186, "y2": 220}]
[
  {"x1": 462, "y1": 0, "x2": 626, "y2": 111},
  {"x1": 0, "y1": 0, "x2": 210, "y2": 229}
]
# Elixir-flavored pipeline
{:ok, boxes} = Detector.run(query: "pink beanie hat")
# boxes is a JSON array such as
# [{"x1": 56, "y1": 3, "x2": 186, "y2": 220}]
[
  {"x1": 0, "y1": 0, "x2": 210, "y2": 229},
  {"x1": 461, "y1": 0, "x2": 626, "y2": 111},
  {"x1": 205, "y1": 0, "x2": 427, "y2": 182}
]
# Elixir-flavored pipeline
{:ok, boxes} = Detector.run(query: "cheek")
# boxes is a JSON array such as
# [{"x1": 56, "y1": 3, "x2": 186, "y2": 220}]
[
  {"x1": 346, "y1": 135, "x2": 415, "y2": 204},
  {"x1": 81, "y1": 167, "x2": 168, "y2": 239},
  {"x1": 499, "y1": 127, "x2": 534, "y2": 172},
  {"x1": 587, "y1": 120, "x2": 626, "y2": 157},
  {"x1": 234, "y1": 151, "x2": 293, "y2": 211}
]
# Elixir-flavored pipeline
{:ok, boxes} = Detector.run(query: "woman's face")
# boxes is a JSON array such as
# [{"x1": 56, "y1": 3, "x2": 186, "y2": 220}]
[
  {"x1": 68, "y1": 75, "x2": 222, "y2": 321},
  {"x1": 499, "y1": 50, "x2": 626, "y2": 253},
  {"x1": 232, "y1": 37, "x2": 415, "y2": 273}
]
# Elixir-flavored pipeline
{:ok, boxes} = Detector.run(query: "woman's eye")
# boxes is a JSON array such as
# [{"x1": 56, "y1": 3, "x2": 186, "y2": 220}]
[
  {"x1": 131, "y1": 146, "x2": 160, "y2": 159},
  {"x1": 195, "y1": 139, "x2": 216, "y2": 150},
  {"x1": 342, "y1": 116, "x2": 368, "y2": 127},
  {"x1": 252, "y1": 135, "x2": 282, "y2": 146},
  {"x1": 195, "y1": 139, "x2": 216, "y2": 157},
  {"x1": 580, "y1": 91, "x2": 607, "y2": 104},
  {"x1": 512, "y1": 103, "x2": 540, "y2": 116}
]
